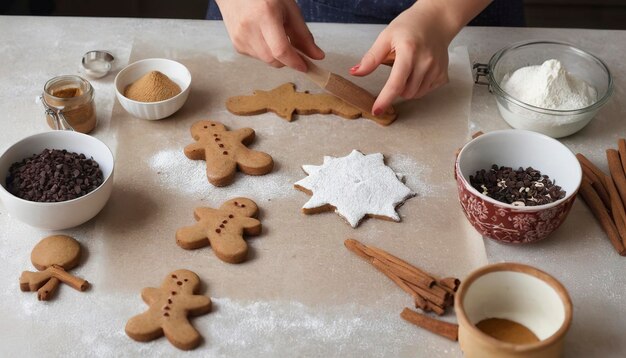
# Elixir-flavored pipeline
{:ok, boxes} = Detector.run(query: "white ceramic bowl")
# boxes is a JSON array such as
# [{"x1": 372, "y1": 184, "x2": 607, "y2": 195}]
[
  {"x1": 0, "y1": 131, "x2": 114, "y2": 230},
  {"x1": 455, "y1": 129, "x2": 582, "y2": 243},
  {"x1": 114, "y1": 58, "x2": 191, "y2": 120},
  {"x1": 485, "y1": 41, "x2": 613, "y2": 138}
]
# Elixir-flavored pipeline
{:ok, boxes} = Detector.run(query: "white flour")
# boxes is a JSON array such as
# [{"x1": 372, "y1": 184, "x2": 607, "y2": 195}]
[
  {"x1": 148, "y1": 148, "x2": 296, "y2": 202},
  {"x1": 501, "y1": 59, "x2": 597, "y2": 110}
]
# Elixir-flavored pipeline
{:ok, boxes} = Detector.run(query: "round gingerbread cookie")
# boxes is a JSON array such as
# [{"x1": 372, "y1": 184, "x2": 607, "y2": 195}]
[{"x1": 31, "y1": 235, "x2": 82, "y2": 271}]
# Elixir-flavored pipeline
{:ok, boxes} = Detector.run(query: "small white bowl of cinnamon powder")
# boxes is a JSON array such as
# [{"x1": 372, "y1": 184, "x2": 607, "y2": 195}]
[{"x1": 115, "y1": 58, "x2": 191, "y2": 120}]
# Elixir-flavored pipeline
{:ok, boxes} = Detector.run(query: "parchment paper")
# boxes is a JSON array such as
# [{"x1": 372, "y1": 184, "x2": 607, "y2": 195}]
[{"x1": 0, "y1": 20, "x2": 484, "y2": 357}]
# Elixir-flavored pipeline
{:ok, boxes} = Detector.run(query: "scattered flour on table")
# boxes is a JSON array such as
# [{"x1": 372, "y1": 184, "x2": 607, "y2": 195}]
[
  {"x1": 501, "y1": 59, "x2": 597, "y2": 110},
  {"x1": 5, "y1": 293, "x2": 457, "y2": 357},
  {"x1": 148, "y1": 149, "x2": 295, "y2": 201},
  {"x1": 387, "y1": 153, "x2": 440, "y2": 197},
  {"x1": 202, "y1": 298, "x2": 456, "y2": 357}
]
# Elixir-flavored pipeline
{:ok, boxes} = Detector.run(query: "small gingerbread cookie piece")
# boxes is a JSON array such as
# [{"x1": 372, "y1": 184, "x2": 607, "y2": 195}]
[
  {"x1": 226, "y1": 82, "x2": 397, "y2": 125},
  {"x1": 176, "y1": 197, "x2": 262, "y2": 263},
  {"x1": 19, "y1": 235, "x2": 89, "y2": 301},
  {"x1": 184, "y1": 120, "x2": 274, "y2": 187},
  {"x1": 125, "y1": 269, "x2": 212, "y2": 351}
]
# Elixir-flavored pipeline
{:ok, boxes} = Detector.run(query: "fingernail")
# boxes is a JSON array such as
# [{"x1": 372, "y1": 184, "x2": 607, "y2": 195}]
[
  {"x1": 350, "y1": 64, "x2": 360, "y2": 72},
  {"x1": 373, "y1": 108, "x2": 382, "y2": 116}
]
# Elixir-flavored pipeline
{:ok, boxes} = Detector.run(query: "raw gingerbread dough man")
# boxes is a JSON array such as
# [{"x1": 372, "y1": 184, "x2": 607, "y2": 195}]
[
  {"x1": 176, "y1": 197, "x2": 262, "y2": 263},
  {"x1": 184, "y1": 120, "x2": 274, "y2": 187},
  {"x1": 125, "y1": 269, "x2": 212, "y2": 351}
]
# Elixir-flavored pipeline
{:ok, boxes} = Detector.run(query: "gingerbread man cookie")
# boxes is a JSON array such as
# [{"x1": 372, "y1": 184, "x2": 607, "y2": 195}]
[
  {"x1": 125, "y1": 269, "x2": 212, "y2": 351},
  {"x1": 19, "y1": 235, "x2": 89, "y2": 301},
  {"x1": 226, "y1": 82, "x2": 397, "y2": 125},
  {"x1": 184, "y1": 120, "x2": 274, "y2": 187},
  {"x1": 176, "y1": 197, "x2": 262, "y2": 263}
]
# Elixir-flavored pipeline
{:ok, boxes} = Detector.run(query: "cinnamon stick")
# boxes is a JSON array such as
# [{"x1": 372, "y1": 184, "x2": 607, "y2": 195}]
[
  {"x1": 425, "y1": 301, "x2": 446, "y2": 316},
  {"x1": 401, "y1": 308, "x2": 458, "y2": 341},
  {"x1": 579, "y1": 182, "x2": 626, "y2": 255},
  {"x1": 618, "y1": 139, "x2": 626, "y2": 174},
  {"x1": 344, "y1": 239, "x2": 373, "y2": 262},
  {"x1": 603, "y1": 174, "x2": 626, "y2": 246},
  {"x1": 370, "y1": 258, "x2": 421, "y2": 300},
  {"x1": 372, "y1": 256, "x2": 435, "y2": 291},
  {"x1": 577, "y1": 153, "x2": 609, "y2": 182},
  {"x1": 344, "y1": 238, "x2": 459, "y2": 313},
  {"x1": 49, "y1": 265, "x2": 89, "y2": 291},
  {"x1": 367, "y1": 246, "x2": 436, "y2": 286},
  {"x1": 414, "y1": 294, "x2": 428, "y2": 310},
  {"x1": 37, "y1": 277, "x2": 60, "y2": 301},
  {"x1": 579, "y1": 157, "x2": 611, "y2": 209},
  {"x1": 607, "y1": 149, "x2": 626, "y2": 208},
  {"x1": 439, "y1": 277, "x2": 460, "y2": 292},
  {"x1": 405, "y1": 281, "x2": 448, "y2": 307}
]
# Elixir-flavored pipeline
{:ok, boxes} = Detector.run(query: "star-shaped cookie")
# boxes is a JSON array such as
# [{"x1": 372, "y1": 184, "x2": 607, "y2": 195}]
[{"x1": 294, "y1": 150, "x2": 415, "y2": 227}]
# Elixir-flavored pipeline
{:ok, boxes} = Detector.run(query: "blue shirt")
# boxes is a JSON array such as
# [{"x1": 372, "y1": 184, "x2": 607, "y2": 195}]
[{"x1": 206, "y1": 0, "x2": 524, "y2": 26}]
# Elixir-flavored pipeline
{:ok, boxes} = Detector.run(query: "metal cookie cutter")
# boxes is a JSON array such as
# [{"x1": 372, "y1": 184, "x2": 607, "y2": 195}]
[{"x1": 81, "y1": 50, "x2": 115, "y2": 78}]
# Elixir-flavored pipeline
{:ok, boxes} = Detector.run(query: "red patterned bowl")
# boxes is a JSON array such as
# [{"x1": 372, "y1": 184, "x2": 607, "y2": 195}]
[{"x1": 455, "y1": 130, "x2": 582, "y2": 244}]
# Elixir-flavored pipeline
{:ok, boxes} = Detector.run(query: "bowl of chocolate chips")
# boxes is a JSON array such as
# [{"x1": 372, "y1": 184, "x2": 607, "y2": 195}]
[
  {"x1": 455, "y1": 129, "x2": 582, "y2": 244},
  {"x1": 0, "y1": 131, "x2": 114, "y2": 230}
]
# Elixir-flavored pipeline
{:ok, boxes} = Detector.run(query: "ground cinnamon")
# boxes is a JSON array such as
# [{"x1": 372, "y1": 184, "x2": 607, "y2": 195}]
[
  {"x1": 476, "y1": 318, "x2": 539, "y2": 344},
  {"x1": 43, "y1": 76, "x2": 97, "y2": 133},
  {"x1": 124, "y1": 71, "x2": 181, "y2": 102}
]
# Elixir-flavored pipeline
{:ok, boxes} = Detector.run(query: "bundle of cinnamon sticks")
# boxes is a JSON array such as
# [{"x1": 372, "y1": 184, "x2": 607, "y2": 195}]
[
  {"x1": 345, "y1": 239, "x2": 459, "y2": 315},
  {"x1": 577, "y1": 139, "x2": 626, "y2": 256},
  {"x1": 344, "y1": 238, "x2": 461, "y2": 341}
]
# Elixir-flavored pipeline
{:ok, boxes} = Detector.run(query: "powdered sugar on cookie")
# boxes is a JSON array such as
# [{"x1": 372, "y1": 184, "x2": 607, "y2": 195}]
[{"x1": 294, "y1": 150, "x2": 415, "y2": 227}]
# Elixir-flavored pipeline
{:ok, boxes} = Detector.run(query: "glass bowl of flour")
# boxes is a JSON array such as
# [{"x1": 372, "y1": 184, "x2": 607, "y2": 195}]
[{"x1": 485, "y1": 41, "x2": 613, "y2": 138}]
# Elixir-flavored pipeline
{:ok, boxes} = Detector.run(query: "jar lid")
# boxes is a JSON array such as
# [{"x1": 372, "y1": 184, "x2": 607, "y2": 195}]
[{"x1": 81, "y1": 50, "x2": 115, "y2": 79}]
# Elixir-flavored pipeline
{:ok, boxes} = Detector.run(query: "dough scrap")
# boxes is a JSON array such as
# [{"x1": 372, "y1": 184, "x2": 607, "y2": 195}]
[{"x1": 226, "y1": 82, "x2": 397, "y2": 125}]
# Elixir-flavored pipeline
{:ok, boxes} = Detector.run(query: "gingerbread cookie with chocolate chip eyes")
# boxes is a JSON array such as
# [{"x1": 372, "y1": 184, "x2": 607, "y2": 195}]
[
  {"x1": 125, "y1": 269, "x2": 212, "y2": 351},
  {"x1": 184, "y1": 120, "x2": 274, "y2": 187},
  {"x1": 176, "y1": 197, "x2": 262, "y2": 264}
]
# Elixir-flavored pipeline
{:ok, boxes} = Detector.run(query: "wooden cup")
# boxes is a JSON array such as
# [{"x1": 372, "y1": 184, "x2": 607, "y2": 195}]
[{"x1": 455, "y1": 263, "x2": 572, "y2": 358}]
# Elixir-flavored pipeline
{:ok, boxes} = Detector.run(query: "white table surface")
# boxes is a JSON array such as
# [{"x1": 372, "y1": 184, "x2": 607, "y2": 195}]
[{"x1": 0, "y1": 16, "x2": 625, "y2": 357}]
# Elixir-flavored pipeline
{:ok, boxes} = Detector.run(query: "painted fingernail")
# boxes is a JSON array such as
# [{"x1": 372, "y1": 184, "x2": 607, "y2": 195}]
[
  {"x1": 373, "y1": 108, "x2": 382, "y2": 116},
  {"x1": 350, "y1": 64, "x2": 360, "y2": 72}
]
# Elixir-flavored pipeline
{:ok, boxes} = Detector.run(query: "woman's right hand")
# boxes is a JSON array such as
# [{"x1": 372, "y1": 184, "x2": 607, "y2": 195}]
[{"x1": 216, "y1": 0, "x2": 325, "y2": 71}]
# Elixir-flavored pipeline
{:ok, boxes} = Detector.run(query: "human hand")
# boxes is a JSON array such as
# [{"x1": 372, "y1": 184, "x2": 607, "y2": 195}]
[
  {"x1": 216, "y1": 0, "x2": 325, "y2": 71},
  {"x1": 349, "y1": 2, "x2": 454, "y2": 115}
]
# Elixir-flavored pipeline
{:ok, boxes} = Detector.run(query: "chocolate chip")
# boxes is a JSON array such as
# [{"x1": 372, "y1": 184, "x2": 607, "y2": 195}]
[
  {"x1": 6, "y1": 149, "x2": 103, "y2": 202},
  {"x1": 469, "y1": 164, "x2": 565, "y2": 206}
]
